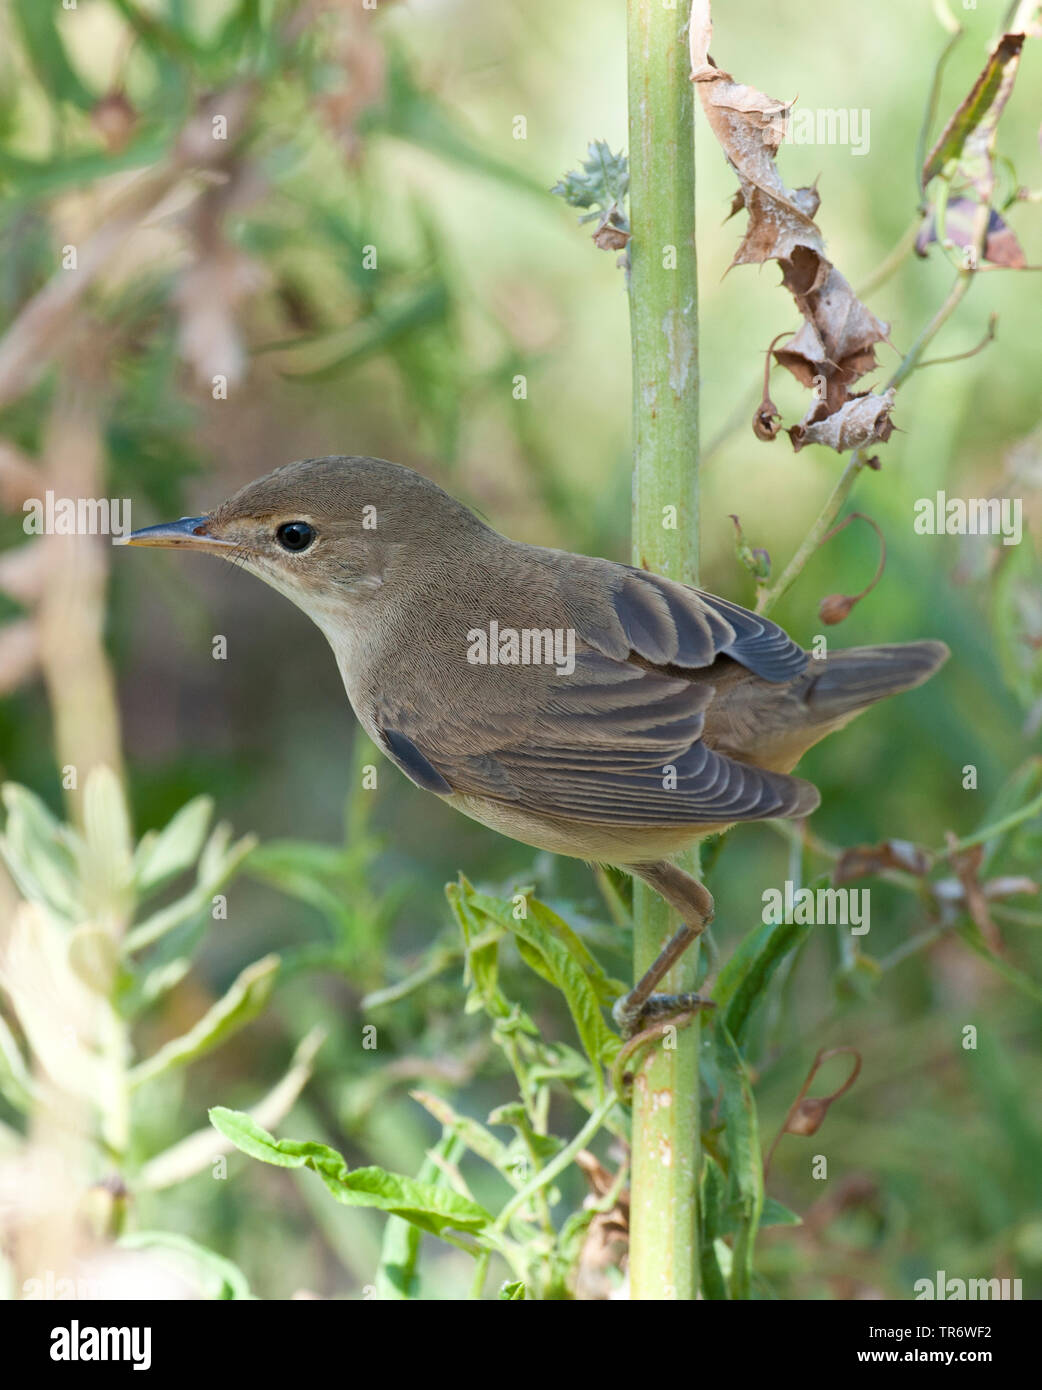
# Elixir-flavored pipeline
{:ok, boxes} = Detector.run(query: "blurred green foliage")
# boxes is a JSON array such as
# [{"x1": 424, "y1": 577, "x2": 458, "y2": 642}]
[{"x1": 0, "y1": 0, "x2": 1040, "y2": 1301}]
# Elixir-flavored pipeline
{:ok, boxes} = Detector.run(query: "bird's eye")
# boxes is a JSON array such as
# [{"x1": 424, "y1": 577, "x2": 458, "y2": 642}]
[{"x1": 275, "y1": 521, "x2": 314, "y2": 553}]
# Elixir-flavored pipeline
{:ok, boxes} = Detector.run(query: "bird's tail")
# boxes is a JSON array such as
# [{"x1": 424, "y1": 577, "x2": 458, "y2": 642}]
[{"x1": 804, "y1": 640, "x2": 950, "y2": 720}]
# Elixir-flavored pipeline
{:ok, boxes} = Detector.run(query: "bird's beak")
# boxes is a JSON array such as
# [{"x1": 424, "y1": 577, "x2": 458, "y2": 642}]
[{"x1": 115, "y1": 515, "x2": 237, "y2": 553}]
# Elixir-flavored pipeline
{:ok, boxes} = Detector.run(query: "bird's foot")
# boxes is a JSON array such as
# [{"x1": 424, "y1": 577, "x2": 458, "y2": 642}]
[{"x1": 612, "y1": 990, "x2": 715, "y2": 1039}]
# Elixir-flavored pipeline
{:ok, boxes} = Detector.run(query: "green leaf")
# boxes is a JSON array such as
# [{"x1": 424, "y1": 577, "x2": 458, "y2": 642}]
[
  {"x1": 445, "y1": 879, "x2": 506, "y2": 1017},
  {"x1": 923, "y1": 32, "x2": 1025, "y2": 188},
  {"x1": 410, "y1": 1090, "x2": 517, "y2": 1181},
  {"x1": 79, "y1": 768, "x2": 135, "y2": 919},
  {"x1": 128, "y1": 955, "x2": 279, "y2": 1089},
  {"x1": 0, "y1": 784, "x2": 81, "y2": 921},
  {"x1": 133, "y1": 796, "x2": 213, "y2": 897},
  {"x1": 461, "y1": 879, "x2": 621, "y2": 1071},
  {"x1": 715, "y1": 914, "x2": 815, "y2": 1049},
  {"x1": 0, "y1": 1009, "x2": 34, "y2": 1113},
  {"x1": 125, "y1": 823, "x2": 257, "y2": 954},
  {"x1": 139, "y1": 1028, "x2": 326, "y2": 1192},
  {"x1": 699, "y1": 1158, "x2": 730, "y2": 1301},
  {"x1": 12, "y1": 0, "x2": 95, "y2": 110},
  {"x1": 377, "y1": 1132, "x2": 467, "y2": 1299},
  {"x1": 717, "y1": 1195, "x2": 801, "y2": 1235},
  {"x1": 552, "y1": 140, "x2": 630, "y2": 222},
  {"x1": 499, "y1": 1279, "x2": 526, "y2": 1300},
  {"x1": 209, "y1": 1109, "x2": 491, "y2": 1237},
  {"x1": 714, "y1": 1023, "x2": 764, "y2": 1300}
]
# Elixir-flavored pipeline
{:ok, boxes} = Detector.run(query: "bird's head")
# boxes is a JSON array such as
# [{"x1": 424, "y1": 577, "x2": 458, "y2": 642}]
[{"x1": 119, "y1": 454, "x2": 489, "y2": 625}]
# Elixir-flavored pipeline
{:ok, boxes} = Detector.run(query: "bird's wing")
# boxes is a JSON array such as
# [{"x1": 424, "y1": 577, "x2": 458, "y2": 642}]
[
  {"x1": 372, "y1": 646, "x2": 817, "y2": 828},
  {"x1": 556, "y1": 558, "x2": 809, "y2": 682}
]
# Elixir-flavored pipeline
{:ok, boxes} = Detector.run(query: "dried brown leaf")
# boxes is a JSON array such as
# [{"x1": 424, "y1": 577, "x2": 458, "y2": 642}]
[
  {"x1": 916, "y1": 199, "x2": 1027, "y2": 269},
  {"x1": 834, "y1": 838, "x2": 932, "y2": 885},
  {"x1": 690, "y1": 2, "x2": 890, "y2": 446},
  {"x1": 789, "y1": 389, "x2": 896, "y2": 453},
  {"x1": 944, "y1": 834, "x2": 1000, "y2": 951}
]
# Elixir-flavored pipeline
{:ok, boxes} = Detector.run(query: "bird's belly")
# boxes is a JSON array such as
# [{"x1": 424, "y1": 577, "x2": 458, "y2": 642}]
[{"x1": 444, "y1": 792, "x2": 728, "y2": 865}]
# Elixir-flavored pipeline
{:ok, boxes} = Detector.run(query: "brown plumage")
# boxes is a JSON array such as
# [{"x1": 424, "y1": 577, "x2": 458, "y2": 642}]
[{"x1": 122, "y1": 455, "x2": 949, "y2": 1030}]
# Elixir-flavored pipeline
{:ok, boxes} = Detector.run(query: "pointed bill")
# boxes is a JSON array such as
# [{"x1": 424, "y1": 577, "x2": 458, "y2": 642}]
[{"x1": 115, "y1": 516, "x2": 236, "y2": 552}]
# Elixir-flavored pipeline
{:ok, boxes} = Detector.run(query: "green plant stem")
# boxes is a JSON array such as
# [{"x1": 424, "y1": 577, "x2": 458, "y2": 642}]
[
  {"x1": 626, "y1": 0, "x2": 701, "y2": 1301},
  {"x1": 942, "y1": 789, "x2": 1042, "y2": 855},
  {"x1": 492, "y1": 1094, "x2": 617, "y2": 1235}
]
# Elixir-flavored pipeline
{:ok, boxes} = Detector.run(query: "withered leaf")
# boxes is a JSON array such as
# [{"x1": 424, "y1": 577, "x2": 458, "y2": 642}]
[
  {"x1": 923, "y1": 33, "x2": 1025, "y2": 192},
  {"x1": 944, "y1": 835, "x2": 1000, "y2": 951},
  {"x1": 789, "y1": 389, "x2": 896, "y2": 453},
  {"x1": 915, "y1": 199, "x2": 1027, "y2": 269},
  {"x1": 774, "y1": 263, "x2": 889, "y2": 413},
  {"x1": 689, "y1": 2, "x2": 890, "y2": 446},
  {"x1": 834, "y1": 838, "x2": 932, "y2": 885}
]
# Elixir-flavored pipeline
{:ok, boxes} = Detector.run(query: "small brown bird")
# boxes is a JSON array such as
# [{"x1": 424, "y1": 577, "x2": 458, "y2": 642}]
[{"x1": 121, "y1": 455, "x2": 948, "y2": 1030}]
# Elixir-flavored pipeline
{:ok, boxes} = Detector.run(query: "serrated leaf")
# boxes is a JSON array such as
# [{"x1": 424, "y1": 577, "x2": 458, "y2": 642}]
[
  {"x1": 209, "y1": 1109, "x2": 490, "y2": 1236},
  {"x1": 128, "y1": 955, "x2": 279, "y2": 1089},
  {"x1": 461, "y1": 880, "x2": 620, "y2": 1073},
  {"x1": 445, "y1": 880, "x2": 506, "y2": 1017},
  {"x1": 552, "y1": 140, "x2": 629, "y2": 221}
]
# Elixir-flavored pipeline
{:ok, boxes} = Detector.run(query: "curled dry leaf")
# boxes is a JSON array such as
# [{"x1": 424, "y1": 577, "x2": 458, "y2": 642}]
[
  {"x1": 789, "y1": 389, "x2": 896, "y2": 453},
  {"x1": 834, "y1": 838, "x2": 932, "y2": 886},
  {"x1": 943, "y1": 835, "x2": 1000, "y2": 951},
  {"x1": 916, "y1": 199, "x2": 1027, "y2": 269},
  {"x1": 592, "y1": 209, "x2": 631, "y2": 251},
  {"x1": 689, "y1": 1, "x2": 890, "y2": 449},
  {"x1": 573, "y1": 1150, "x2": 629, "y2": 1301}
]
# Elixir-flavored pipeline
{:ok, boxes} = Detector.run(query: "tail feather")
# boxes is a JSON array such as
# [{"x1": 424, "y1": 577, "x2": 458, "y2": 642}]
[{"x1": 806, "y1": 640, "x2": 949, "y2": 719}]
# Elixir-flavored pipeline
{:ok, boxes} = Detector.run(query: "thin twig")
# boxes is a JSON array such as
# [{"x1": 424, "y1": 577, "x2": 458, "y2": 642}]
[{"x1": 916, "y1": 312, "x2": 998, "y2": 370}]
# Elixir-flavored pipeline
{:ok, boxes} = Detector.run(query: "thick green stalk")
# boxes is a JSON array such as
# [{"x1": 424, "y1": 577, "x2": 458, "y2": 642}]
[{"x1": 626, "y1": 0, "x2": 701, "y2": 1301}]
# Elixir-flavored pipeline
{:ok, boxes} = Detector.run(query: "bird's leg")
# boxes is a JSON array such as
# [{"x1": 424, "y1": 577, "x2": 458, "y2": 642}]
[{"x1": 612, "y1": 859, "x2": 715, "y2": 1037}]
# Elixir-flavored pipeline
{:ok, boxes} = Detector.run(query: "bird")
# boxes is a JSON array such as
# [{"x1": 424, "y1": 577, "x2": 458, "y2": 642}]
[{"x1": 120, "y1": 454, "x2": 949, "y2": 1032}]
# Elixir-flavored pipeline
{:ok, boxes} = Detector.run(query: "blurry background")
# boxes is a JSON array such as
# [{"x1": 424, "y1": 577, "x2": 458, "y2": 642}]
[{"x1": 0, "y1": 0, "x2": 1040, "y2": 1299}]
